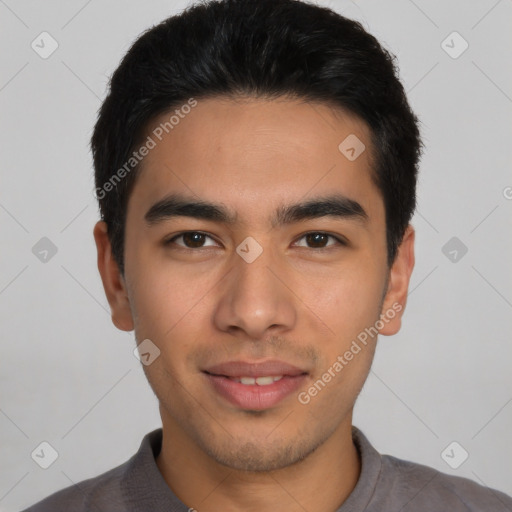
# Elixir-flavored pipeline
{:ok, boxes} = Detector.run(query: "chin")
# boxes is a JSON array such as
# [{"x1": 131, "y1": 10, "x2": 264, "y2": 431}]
[{"x1": 199, "y1": 433, "x2": 323, "y2": 472}]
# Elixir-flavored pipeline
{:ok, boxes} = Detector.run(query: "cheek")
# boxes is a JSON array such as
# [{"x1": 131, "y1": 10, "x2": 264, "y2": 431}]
[
  {"x1": 301, "y1": 262, "x2": 384, "y2": 339},
  {"x1": 304, "y1": 275, "x2": 381, "y2": 400},
  {"x1": 128, "y1": 262, "x2": 218, "y2": 373},
  {"x1": 128, "y1": 267, "x2": 185, "y2": 341},
  {"x1": 127, "y1": 239, "x2": 209, "y2": 326}
]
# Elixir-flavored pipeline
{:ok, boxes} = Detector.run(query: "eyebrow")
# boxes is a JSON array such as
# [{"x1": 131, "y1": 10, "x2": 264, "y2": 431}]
[{"x1": 144, "y1": 192, "x2": 368, "y2": 228}]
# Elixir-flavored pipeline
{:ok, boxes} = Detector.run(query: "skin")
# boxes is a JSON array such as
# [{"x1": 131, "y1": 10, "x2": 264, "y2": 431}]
[{"x1": 93, "y1": 96, "x2": 415, "y2": 512}]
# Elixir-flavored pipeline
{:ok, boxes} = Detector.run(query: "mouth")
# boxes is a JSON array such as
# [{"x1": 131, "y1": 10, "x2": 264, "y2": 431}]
[
  {"x1": 221, "y1": 375, "x2": 286, "y2": 385},
  {"x1": 202, "y1": 360, "x2": 309, "y2": 410}
]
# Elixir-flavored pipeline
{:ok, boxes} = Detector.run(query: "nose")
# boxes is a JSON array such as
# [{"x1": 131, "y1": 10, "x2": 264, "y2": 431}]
[{"x1": 213, "y1": 243, "x2": 297, "y2": 341}]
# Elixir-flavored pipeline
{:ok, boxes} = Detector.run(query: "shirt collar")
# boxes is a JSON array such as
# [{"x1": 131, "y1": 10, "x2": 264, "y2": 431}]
[{"x1": 121, "y1": 428, "x2": 188, "y2": 511}]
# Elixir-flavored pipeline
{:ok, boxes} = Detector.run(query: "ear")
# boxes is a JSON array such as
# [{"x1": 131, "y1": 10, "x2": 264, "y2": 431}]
[
  {"x1": 378, "y1": 225, "x2": 415, "y2": 336},
  {"x1": 93, "y1": 220, "x2": 134, "y2": 332}
]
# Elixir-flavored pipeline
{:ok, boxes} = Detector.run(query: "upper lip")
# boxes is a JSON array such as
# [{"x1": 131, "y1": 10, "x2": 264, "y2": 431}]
[{"x1": 203, "y1": 360, "x2": 307, "y2": 378}]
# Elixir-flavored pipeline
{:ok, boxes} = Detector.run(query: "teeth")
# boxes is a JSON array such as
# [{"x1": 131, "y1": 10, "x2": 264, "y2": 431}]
[
  {"x1": 255, "y1": 376, "x2": 276, "y2": 386},
  {"x1": 234, "y1": 376, "x2": 284, "y2": 386}
]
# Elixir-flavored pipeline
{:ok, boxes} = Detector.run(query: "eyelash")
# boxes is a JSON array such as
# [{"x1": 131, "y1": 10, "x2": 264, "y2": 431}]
[{"x1": 163, "y1": 231, "x2": 347, "y2": 251}]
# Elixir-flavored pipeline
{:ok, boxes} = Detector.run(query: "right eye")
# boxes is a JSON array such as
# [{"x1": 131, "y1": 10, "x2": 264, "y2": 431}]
[{"x1": 163, "y1": 231, "x2": 220, "y2": 249}]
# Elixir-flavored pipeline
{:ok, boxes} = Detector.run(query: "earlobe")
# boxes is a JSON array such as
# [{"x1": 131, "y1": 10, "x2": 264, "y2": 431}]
[
  {"x1": 379, "y1": 225, "x2": 415, "y2": 336},
  {"x1": 93, "y1": 221, "x2": 134, "y2": 332}
]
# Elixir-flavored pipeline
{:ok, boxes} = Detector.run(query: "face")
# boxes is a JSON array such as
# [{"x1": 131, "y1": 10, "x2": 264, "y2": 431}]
[{"x1": 94, "y1": 96, "x2": 414, "y2": 472}]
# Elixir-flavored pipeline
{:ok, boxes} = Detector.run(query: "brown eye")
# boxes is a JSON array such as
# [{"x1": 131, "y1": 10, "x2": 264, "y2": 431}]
[
  {"x1": 165, "y1": 231, "x2": 218, "y2": 249},
  {"x1": 306, "y1": 233, "x2": 329, "y2": 248},
  {"x1": 295, "y1": 232, "x2": 345, "y2": 249}
]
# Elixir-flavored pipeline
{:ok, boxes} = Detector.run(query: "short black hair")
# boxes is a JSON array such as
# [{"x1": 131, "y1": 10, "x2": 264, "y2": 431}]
[{"x1": 92, "y1": 0, "x2": 423, "y2": 276}]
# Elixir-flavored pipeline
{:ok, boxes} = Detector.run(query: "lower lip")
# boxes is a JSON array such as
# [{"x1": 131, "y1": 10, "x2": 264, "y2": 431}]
[{"x1": 204, "y1": 373, "x2": 308, "y2": 410}]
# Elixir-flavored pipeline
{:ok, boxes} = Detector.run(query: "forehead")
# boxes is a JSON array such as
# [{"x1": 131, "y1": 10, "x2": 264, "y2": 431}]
[{"x1": 127, "y1": 96, "x2": 383, "y2": 227}]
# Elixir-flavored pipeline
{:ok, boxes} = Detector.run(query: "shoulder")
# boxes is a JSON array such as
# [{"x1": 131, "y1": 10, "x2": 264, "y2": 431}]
[
  {"x1": 377, "y1": 453, "x2": 512, "y2": 511},
  {"x1": 21, "y1": 461, "x2": 128, "y2": 512},
  {"x1": 351, "y1": 427, "x2": 512, "y2": 511}
]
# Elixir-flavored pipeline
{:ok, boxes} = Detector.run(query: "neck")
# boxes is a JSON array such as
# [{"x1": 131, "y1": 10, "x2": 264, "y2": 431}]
[{"x1": 156, "y1": 415, "x2": 360, "y2": 512}]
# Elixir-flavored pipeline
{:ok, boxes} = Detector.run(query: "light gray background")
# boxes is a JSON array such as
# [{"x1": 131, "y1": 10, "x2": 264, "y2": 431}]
[{"x1": 1, "y1": 0, "x2": 511, "y2": 510}]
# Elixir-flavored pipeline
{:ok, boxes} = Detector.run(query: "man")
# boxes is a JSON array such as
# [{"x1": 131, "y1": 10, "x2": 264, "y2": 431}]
[{"x1": 24, "y1": 0, "x2": 512, "y2": 510}]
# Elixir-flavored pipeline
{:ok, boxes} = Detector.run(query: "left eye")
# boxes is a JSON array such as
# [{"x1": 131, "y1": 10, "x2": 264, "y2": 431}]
[{"x1": 294, "y1": 232, "x2": 345, "y2": 249}]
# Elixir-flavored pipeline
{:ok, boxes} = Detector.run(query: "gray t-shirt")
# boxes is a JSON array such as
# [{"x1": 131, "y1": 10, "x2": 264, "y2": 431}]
[{"x1": 22, "y1": 426, "x2": 512, "y2": 511}]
